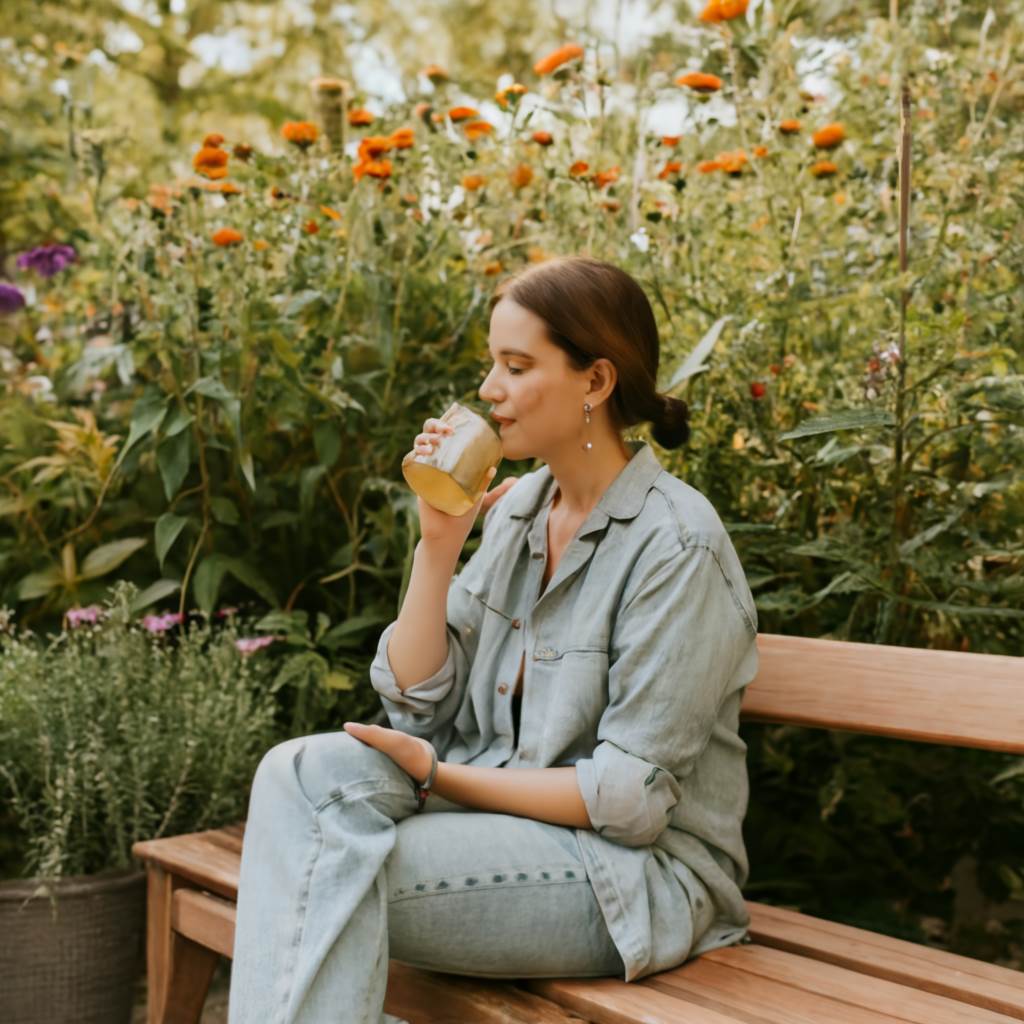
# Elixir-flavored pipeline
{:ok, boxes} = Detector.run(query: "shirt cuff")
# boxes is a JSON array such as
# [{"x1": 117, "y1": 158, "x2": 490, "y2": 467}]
[
  {"x1": 575, "y1": 740, "x2": 682, "y2": 848},
  {"x1": 368, "y1": 620, "x2": 457, "y2": 714}
]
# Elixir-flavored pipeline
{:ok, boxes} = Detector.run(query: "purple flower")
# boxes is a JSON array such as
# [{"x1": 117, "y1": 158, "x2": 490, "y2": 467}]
[
  {"x1": 0, "y1": 283, "x2": 25, "y2": 313},
  {"x1": 66, "y1": 605, "x2": 103, "y2": 627},
  {"x1": 16, "y1": 244, "x2": 78, "y2": 279},
  {"x1": 142, "y1": 612, "x2": 184, "y2": 633},
  {"x1": 235, "y1": 636, "x2": 277, "y2": 655}
]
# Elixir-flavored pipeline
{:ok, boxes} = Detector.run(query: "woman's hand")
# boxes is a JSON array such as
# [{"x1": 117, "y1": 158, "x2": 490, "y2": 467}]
[
  {"x1": 413, "y1": 417, "x2": 519, "y2": 557},
  {"x1": 342, "y1": 721, "x2": 436, "y2": 786}
]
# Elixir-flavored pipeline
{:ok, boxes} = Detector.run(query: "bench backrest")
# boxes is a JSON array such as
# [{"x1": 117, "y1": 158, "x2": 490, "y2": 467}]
[{"x1": 740, "y1": 634, "x2": 1024, "y2": 754}]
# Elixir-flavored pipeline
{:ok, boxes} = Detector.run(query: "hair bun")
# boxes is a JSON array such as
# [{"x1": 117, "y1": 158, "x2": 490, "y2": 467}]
[{"x1": 651, "y1": 394, "x2": 691, "y2": 449}]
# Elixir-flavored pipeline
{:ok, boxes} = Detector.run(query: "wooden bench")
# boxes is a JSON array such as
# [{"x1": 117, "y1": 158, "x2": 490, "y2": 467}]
[{"x1": 132, "y1": 634, "x2": 1024, "y2": 1023}]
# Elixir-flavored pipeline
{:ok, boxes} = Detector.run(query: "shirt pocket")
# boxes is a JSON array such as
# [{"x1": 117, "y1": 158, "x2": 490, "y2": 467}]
[{"x1": 544, "y1": 646, "x2": 609, "y2": 750}]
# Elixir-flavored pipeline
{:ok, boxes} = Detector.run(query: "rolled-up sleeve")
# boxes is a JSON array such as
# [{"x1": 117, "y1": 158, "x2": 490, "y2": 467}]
[
  {"x1": 574, "y1": 540, "x2": 758, "y2": 848},
  {"x1": 369, "y1": 499, "x2": 505, "y2": 741}
]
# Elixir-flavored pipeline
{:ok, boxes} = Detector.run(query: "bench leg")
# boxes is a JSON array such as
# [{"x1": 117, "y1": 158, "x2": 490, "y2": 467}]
[
  {"x1": 144, "y1": 865, "x2": 220, "y2": 1024},
  {"x1": 159, "y1": 933, "x2": 221, "y2": 1024}
]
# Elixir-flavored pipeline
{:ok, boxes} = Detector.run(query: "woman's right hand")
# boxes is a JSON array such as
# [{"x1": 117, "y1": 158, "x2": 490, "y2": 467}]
[{"x1": 413, "y1": 418, "x2": 514, "y2": 555}]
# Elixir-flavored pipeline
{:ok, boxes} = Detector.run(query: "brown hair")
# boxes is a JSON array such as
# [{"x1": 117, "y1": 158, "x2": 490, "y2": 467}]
[{"x1": 488, "y1": 255, "x2": 690, "y2": 449}]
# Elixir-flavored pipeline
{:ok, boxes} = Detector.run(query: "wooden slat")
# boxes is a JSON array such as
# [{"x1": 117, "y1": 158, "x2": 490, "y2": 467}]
[
  {"x1": 524, "y1": 975, "x2": 750, "y2": 1024},
  {"x1": 748, "y1": 900, "x2": 1024, "y2": 1020},
  {"x1": 382, "y1": 961, "x2": 592, "y2": 1023},
  {"x1": 172, "y1": 889, "x2": 236, "y2": 959},
  {"x1": 742, "y1": 634, "x2": 1024, "y2": 753},
  {"x1": 133, "y1": 832, "x2": 241, "y2": 900},
  {"x1": 700, "y1": 943, "x2": 1020, "y2": 1024},
  {"x1": 649, "y1": 956, "x2": 930, "y2": 1024}
]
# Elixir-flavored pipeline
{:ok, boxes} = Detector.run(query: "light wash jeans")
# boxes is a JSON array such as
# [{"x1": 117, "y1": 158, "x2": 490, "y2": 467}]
[{"x1": 227, "y1": 730, "x2": 624, "y2": 1024}]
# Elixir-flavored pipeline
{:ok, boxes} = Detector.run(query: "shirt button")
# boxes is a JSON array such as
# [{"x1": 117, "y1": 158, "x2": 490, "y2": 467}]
[
  {"x1": 511, "y1": 619, "x2": 521, "y2": 629},
  {"x1": 497, "y1": 683, "x2": 508, "y2": 695},
  {"x1": 531, "y1": 552, "x2": 544, "y2": 559}
]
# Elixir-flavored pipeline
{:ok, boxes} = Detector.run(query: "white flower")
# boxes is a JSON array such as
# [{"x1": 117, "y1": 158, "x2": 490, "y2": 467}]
[{"x1": 629, "y1": 227, "x2": 650, "y2": 253}]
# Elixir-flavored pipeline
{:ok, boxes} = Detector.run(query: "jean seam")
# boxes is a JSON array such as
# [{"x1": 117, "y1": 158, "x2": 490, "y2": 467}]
[{"x1": 313, "y1": 780, "x2": 414, "y2": 814}]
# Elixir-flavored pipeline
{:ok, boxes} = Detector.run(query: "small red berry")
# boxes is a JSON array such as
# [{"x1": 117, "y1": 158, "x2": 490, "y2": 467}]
[
  {"x1": 750, "y1": 381, "x2": 767, "y2": 399},
  {"x1": 769, "y1": 364, "x2": 781, "y2": 376}
]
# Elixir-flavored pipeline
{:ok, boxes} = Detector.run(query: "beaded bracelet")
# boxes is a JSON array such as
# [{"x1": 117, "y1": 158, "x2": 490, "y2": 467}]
[{"x1": 415, "y1": 747, "x2": 438, "y2": 812}]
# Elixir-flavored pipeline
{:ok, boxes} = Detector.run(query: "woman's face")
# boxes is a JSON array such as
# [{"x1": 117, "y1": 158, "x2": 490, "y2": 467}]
[{"x1": 478, "y1": 297, "x2": 614, "y2": 461}]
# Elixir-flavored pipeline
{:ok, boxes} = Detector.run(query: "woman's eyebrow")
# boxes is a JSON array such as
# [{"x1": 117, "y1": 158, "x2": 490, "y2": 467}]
[{"x1": 488, "y1": 347, "x2": 536, "y2": 360}]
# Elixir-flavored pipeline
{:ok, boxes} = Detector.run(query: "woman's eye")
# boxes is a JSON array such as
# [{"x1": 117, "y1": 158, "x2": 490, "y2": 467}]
[{"x1": 507, "y1": 367, "x2": 524, "y2": 376}]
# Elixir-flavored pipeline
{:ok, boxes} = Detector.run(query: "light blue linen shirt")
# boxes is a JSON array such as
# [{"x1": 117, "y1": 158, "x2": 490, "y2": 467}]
[{"x1": 369, "y1": 440, "x2": 759, "y2": 982}]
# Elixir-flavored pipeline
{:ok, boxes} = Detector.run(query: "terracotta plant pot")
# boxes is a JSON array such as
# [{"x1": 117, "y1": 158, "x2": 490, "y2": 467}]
[{"x1": 0, "y1": 868, "x2": 146, "y2": 1024}]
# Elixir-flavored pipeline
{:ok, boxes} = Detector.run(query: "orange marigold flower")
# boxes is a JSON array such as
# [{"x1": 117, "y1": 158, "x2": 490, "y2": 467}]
[
  {"x1": 778, "y1": 119, "x2": 801, "y2": 135},
  {"x1": 697, "y1": 158, "x2": 723, "y2": 173},
  {"x1": 752, "y1": 144, "x2": 768, "y2": 157},
  {"x1": 211, "y1": 227, "x2": 244, "y2": 247},
  {"x1": 253, "y1": 240, "x2": 270, "y2": 251},
  {"x1": 270, "y1": 186, "x2": 293, "y2": 201},
  {"x1": 593, "y1": 165, "x2": 620, "y2": 189},
  {"x1": 699, "y1": 0, "x2": 748, "y2": 22},
  {"x1": 202, "y1": 132, "x2": 225, "y2": 148},
  {"x1": 348, "y1": 108, "x2": 374, "y2": 126},
  {"x1": 421, "y1": 64, "x2": 449, "y2": 83},
  {"x1": 718, "y1": 149, "x2": 748, "y2": 174},
  {"x1": 320, "y1": 205, "x2": 343, "y2": 220},
  {"x1": 211, "y1": 181, "x2": 243, "y2": 195},
  {"x1": 510, "y1": 164, "x2": 534, "y2": 189},
  {"x1": 531, "y1": 130, "x2": 554, "y2": 146},
  {"x1": 811, "y1": 122, "x2": 846, "y2": 149},
  {"x1": 358, "y1": 136, "x2": 393, "y2": 160},
  {"x1": 463, "y1": 120, "x2": 494, "y2": 141},
  {"x1": 353, "y1": 158, "x2": 392, "y2": 181},
  {"x1": 658, "y1": 160, "x2": 684, "y2": 179},
  {"x1": 661, "y1": 135, "x2": 683, "y2": 146},
  {"x1": 281, "y1": 121, "x2": 319, "y2": 149},
  {"x1": 569, "y1": 160, "x2": 590, "y2": 177},
  {"x1": 193, "y1": 146, "x2": 229, "y2": 179},
  {"x1": 388, "y1": 127, "x2": 415, "y2": 149},
  {"x1": 533, "y1": 43, "x2": 584, "y2": 76},
  {"x1": 303, "y1": 219, "x2": 320, "y2": 234},
  {"x1": 447, "y1": 106, "x2": 479, "y2": 122},
  {"x1": 600, "y1": 198, "x2": 622, "y2": 212},
  {"x1": 483, "y1": 261, "x2": 503, "y2": 276},
  {"x1": 462, "y1": 174, "x2": 486, "y2": 191},
  {"x1": 675, "y1": 71, "x2": 722, "y2": 93},
  {"x1": 232, "y1": 142, "x2": 253, "y2": 160},
  {"x1": 810, "y1": 160, "x2": 839, "y2": 178},
  {"x1": 495, "y1": 83, "x2": 528, "y2": 108}
]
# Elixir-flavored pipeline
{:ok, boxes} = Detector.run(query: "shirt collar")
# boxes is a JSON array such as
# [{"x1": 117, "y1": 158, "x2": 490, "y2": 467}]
[{"x1": 506, "y1": 440, "x2": 663, "y2": 525}]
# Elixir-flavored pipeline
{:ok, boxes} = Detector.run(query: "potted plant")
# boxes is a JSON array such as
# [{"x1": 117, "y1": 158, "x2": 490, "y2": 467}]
[{"x1": 0, "y1": 582, "x2": 280, "y2": 1024}]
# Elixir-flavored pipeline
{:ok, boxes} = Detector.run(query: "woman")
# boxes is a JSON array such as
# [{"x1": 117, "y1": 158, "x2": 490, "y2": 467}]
[{"x1": 228, "y1": 256, "x2": 759, "y2": 1024}]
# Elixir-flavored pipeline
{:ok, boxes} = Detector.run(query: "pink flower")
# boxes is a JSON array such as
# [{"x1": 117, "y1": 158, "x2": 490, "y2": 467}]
[
  {"x1": 215, "y1": 606, "x2": 240, "y2": 619},
  {"x1": 66, "y1": 605, "x2": 103, "y2": 627},
  {"x1": 142, "y1": 612, "x2": 184, "y2": 633},
  {"x1": 235, "y1": 636, "x2": 277, "y2": 655}
]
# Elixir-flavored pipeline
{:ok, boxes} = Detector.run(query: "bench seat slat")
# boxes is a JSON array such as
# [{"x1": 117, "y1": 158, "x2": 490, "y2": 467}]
[
  {"x1": 524, "y1": 975, "x2": 752, "y2": 1024},
  {"x1": 748, "y1": 900, "x2": 1024, "y2": 1019},
  {"x1": 700, "y1": 943, "x2": 1020, "y2": 1024},
  {"x1": 133, "y1": 832, "x2": 241, "y2": 900},
  {"x1": 743, "y1": 635, "x2": 1024, "y2": 753},
  {"x1": 172, "y1": 889, "x2": 236, "y2": 959}
]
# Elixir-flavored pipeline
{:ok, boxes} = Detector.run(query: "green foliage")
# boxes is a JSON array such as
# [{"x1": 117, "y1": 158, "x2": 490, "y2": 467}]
[{"x1": 0, "y1": 582, "x2": 280, "y2": 880}]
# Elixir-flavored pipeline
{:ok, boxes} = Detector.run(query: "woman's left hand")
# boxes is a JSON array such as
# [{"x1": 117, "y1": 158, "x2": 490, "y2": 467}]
[{"x1": 342, "y1": 721, "x2": 436, "y2": 785}]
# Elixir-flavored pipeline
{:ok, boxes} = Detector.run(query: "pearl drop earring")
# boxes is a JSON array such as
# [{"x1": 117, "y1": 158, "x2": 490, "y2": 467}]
[{"x1": 582, "y1": 402, "x2": 593, "y2": 452}]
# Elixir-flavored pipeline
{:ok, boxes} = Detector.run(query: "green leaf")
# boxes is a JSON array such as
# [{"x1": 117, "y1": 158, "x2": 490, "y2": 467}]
[
  {"x1": 283, "y1": 289, "x2": 324, "y2": 317},
  {"x1": 128, "y1": 578, "x2": 182, "y2": 613},
  {"x1": 17, "y1": 566, "x2": 63, "y2": 601},
  {"x1": 157, "y1": 431, "x2": 191, "y2": 501},
  {"x1": 80, "y1": 537, "x2": 148, "y2": 580},
  {"x1": 221, "y1": 557, "x2": 278, "y2": 609},
  {"x1": 238, "y1": 447, "x2": 256, "y2": 493},
  {"x1": 313, "y1": 421, "x2": 342, "y2": 467},
  {"x1": 155, "y1": 513, "x2": 189, "y2": 569},
  {"x1": 664, "y1": 315, "x2": 732, "y2": 389},
  {"x1": 899, "y1": 508, "x2": 965, "y2": 557},
  {"x1": 161, "y1": 405, "x2": 195, "y2": 438},
  {"x1": 193, "y1": 555, "x2": 229, "y2": 614},
  {"x1": 113, "y1": 391, "x2": 168, "y2": 470},
  {"x1": 210, "y1": 497, "x2": 240, "y2": 525},
  {"x1": 778, "y1": 408, "x2": 896, "y2": 441},
  {"x1": 322, "y1": 670, "x2": 355, "y2": 691}
]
